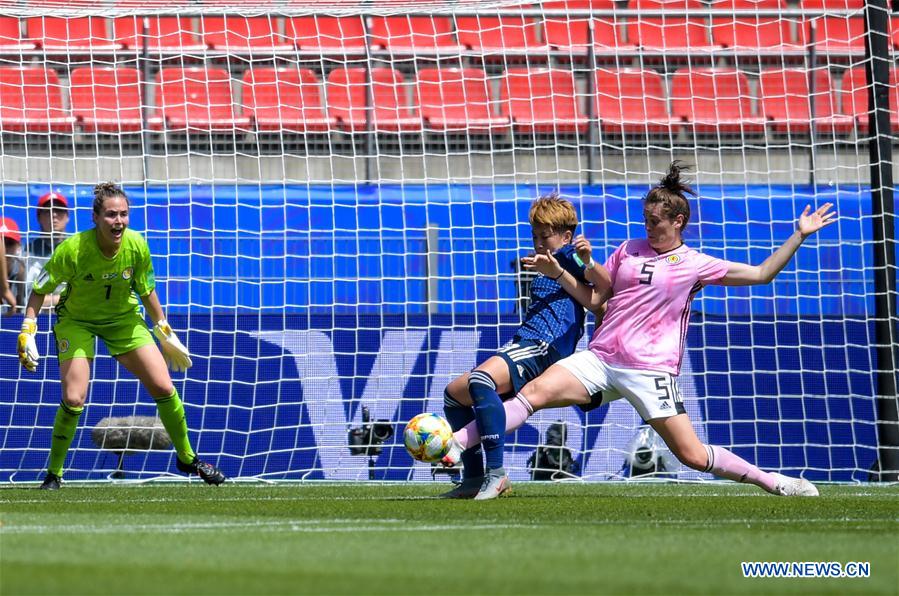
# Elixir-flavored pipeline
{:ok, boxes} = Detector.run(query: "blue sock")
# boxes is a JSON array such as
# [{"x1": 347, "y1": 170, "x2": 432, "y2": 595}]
[
  {"x1": 443, "y1": 389, "x2": 484, "y2": 479},
  {"x1": 468, "y1": 371, "x2": 505, "y2": 471}
]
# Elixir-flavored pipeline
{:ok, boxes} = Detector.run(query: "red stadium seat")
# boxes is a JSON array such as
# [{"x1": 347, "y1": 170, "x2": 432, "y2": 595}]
[
  {"x1": 285, "y1": 16, "x2": 367, "y2": 53},
  {"x1": 630, "y1": 1, "x2": 718, "y2": 54},
  {"x1": 542, "y1": 0, "x2": 633, "y2": 53},
  {"x1": 758, "y1": 68, "x2": 854, "y2": 134},
  {"x1": 150, "y1": 67, "x2": 247, "y2": 132},
  {"x1": 455, "y1": 15, "x2": 544, "y2": 52},
  {"x1": 369, "y1": 16, "x2": 463, "y2": 54},
  {"x1": 26, "y1": 17, "x2": 118, "y2": 52},
  {"x1": 594, "y1": 68, "x2": 677, "y2": 135},
  {"x1": 893, "y1": 18, "x2": 899, "y2": 51},
  {"x1": 199, "y1": 16, "x2": 290, "y2": 53},
  {"x1": 326, "y1": 67, "x2": 421, "y2": 133},
  {"x1": 800, "y1": 17, "x2": 865, "y2": 56},
  {"x1": 241, "y1": 68, "x2": 336, "y2": 133},
  {"x1": 670, "y1": 68, "x2": 766, "y2": 134},
  {"x1": 500, "y1": 68, "x2": 588, "y2": 134},
  {"x1": 798, "y1": 0, "x2": 864, "y2": 9},
  {"x1": 841, "y1": 67, "x2": 899, "y2": 130},
  {"x1": 710, "y1": 0, "x2": 801, "y2": 56},
  {"x1": 0, "y1": 17, "x2": 33, "y2": 53},
  {"x1": 416, "y1": 68, "x2": 508, "y2": 133},
  {"x1": 70, "y1": 67, "x2": 143, "y2": 133},
  {"x1": 709, "y1": 0, "x2": 784, "y2": 7},
  {"x1": 113, "y1": 16, "x2": 205, "y2": 52},
  {"x1": 0, "y1": 67, "x2": 74, "y2": 132}
]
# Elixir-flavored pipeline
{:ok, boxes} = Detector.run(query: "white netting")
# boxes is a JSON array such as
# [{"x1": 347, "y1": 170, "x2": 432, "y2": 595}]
[{"x1": 0, "y1": 0, "x2": 894, "y2": 482}]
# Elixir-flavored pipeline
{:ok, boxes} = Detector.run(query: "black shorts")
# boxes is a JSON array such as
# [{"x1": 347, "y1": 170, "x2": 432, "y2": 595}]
[{"x1": 496, "y1": 339, "x2": 563, "y2": 397}]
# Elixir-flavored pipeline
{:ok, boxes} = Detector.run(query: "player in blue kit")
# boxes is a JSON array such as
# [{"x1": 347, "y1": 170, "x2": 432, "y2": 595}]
[{"x1": 441, "y1": 193, "x2": 604, "y2": 499}]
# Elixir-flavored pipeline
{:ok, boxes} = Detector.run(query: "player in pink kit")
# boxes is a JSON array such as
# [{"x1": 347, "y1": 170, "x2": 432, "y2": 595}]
[{"x1": 445, "y1": 162, "x2": 835, "y2": 496}]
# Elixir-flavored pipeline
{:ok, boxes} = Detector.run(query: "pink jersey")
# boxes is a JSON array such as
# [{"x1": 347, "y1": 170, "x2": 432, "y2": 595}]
[{"x1": 589, "y1": 239, "x2": 731, "y2": 376}]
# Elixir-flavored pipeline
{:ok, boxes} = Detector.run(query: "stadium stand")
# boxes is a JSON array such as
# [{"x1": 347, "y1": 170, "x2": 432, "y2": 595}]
[
  {"x1": 630, "y1": 0, "x2": 719, "y2": 55},
  {"x1": 801, "y1": 16, "x2": 866, "y2": 57},
  {"x1": 149, "y1": 67, "x2": 247, "y2": 132},
  {"x1": 455, "y1": 14, "x2": 545, "y2": 52},
  {"x1": 670, "y1": 68, "x2": 767, "y2": 134},
  {"x1": 369, "y1": 16, "x2": 463, "y2": 54},
  {"x1": 113, "y1": 15, "x2": 205, "y2": 53},
  {"x1": 26, "y1": 16, "x2": 118, "y2": 53},
  {"x1": 841, "y1": 66, "x2": 899, "y2": 129},
  {"x1": 0, "y1": 17, "x2": 33, "y2": 53},
  {"x1": 241, "y1": 67, "x2": 335, "y2": 133},
  {"x1": 69, "y1": 67, "x2": 144, "y2": 133},
  {"x1": 285, "y1": 15, "x2": 368, "y2": 53},
  {"x1": 758, "y1": 68, "x2": 854, "y2": 135},
  {"x1": 541, "y1": 0, "x2": 633, "y2": 53},
  {"x1": 500, "y1": 68, "x2": 588, "y2": 134},
  {"x1": 326, "y1": 67, "x2": 421, "y2": 133},
  {"x1": 594, "y1": 68, "x2": 677, "y2": 135},
  {"x1": 710, "y1": 0, "x2": 803, "y2": 58},
  {"x1": 199, "y1": 15, "x2": 291, "y2": 52},
  {"x1": 417, "y1": 68, "x2": 508, "y2": 133},
  {"x1": 0, "y1": 66, "x2": 74, "y2": 133}
]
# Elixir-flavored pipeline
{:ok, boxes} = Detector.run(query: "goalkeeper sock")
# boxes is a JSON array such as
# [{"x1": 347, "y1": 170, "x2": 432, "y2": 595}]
[
  {"x1": 47, "y1": 401, "x2": 84, "y2": 477},
  {"x1": 704, "y1": 445, "x2": 778, "y2": 494},
  {"x1": 443, "y1": 390, "x2": 484, "y2": 479},
  {"x1": 455, "y1": 392, "x2": 533, "y2": 451},
  {"x1": 155, "y1": 389, "x2": 196, "y2": 465},
  {"x1": 468, "y1": 371, "x2": 505, "y2": 470}
]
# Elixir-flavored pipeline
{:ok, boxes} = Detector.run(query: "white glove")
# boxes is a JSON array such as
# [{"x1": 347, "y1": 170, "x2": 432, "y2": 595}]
[
  {"x1": 153, "y1": 319, "x2": 193, "y2": 372},
  {"x1": 17, "y1": 317, "x2": 39, "y2": 372}
]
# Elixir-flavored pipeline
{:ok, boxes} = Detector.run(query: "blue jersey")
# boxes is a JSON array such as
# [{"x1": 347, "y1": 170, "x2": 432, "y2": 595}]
[{"x1": 514, "y1": 244, "x2": 588, "y2": 358}]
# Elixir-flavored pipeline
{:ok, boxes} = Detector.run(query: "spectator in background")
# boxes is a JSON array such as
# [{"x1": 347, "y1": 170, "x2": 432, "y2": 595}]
[
  {"x1": 1, "y1": 217, "x2": 25, "y2": 310},
  {"x1": 0, "y1": 235, "x2": 16, "y2": 312},
  {"x1": 26, "y1": 191, "x2": 70, "y2": 308}
]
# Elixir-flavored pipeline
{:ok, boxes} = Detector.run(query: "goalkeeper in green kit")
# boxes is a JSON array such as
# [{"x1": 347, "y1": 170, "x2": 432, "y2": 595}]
[{"x1": 17, "y1": 182, "x2": 225, "y2": 489}]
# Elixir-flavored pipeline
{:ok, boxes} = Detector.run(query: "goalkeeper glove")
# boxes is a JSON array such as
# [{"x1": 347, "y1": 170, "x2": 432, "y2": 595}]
[
  {"x1": 17, "y1": 317, "x2": 39, "y2": 372},
  {"x1": 153, "y1": 319, "x2": 193, "y2": 372}
]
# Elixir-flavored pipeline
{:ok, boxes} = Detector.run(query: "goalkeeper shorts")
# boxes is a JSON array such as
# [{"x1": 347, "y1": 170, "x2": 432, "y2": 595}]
[{"x1": 54, "y1": 313, "x2": 154, "y2": 361}]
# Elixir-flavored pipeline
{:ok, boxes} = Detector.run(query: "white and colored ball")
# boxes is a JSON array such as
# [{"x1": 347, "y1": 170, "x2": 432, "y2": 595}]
[{"x1": 403, "y1": 413, "x2": 453, "y2": 463}]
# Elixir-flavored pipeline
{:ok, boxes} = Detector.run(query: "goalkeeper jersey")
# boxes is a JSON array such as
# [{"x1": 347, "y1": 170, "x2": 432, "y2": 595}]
[
  {"x1": 514, "y1": 243, "x2": 588, "y2": 358},
  {"x1": 32, "y1": 228, "x2": 156, "y2": 323}
]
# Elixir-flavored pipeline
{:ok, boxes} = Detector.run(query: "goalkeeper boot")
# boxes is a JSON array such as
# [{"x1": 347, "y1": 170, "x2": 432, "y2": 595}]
[
  {"x1": 474, "y1": 468, "x2": 511, "y2": 501},
  {"x1": 176, "y1": 456, "x2": 226, "y2": 486},
  {"x1": 771, "y1": 473, "x2": 819, "y2": 497},
  {"x1": 438, "y1": 475, "x2": 484, "y2": 499},
  {"x1": 39, "y1": 472, "x2": 61, "y2": 491}
]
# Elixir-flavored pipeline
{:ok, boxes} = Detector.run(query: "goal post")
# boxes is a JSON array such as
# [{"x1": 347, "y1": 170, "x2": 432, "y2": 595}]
[{"x1": 0, "y1": 0, "x2": 894, "y2": 483}]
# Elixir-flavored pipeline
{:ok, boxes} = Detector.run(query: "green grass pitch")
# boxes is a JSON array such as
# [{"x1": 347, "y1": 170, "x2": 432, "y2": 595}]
[{"x1": 2, "y1": 482, "x2": 897, "y2": 595}]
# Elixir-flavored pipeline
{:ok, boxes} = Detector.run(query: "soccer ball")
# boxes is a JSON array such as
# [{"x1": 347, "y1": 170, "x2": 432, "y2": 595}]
[{"x1": 403, "y1": 413, "x2": 453, "y2": 463}]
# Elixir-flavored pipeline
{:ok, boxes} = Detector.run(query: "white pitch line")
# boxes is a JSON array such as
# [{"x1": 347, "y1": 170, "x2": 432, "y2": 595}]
[{"x1": 1, "y1": 517, "x2": 894, "y2": 536}]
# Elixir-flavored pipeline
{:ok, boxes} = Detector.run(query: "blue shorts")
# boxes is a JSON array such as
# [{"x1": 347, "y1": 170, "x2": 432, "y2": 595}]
[{"x1": 496, "y1": 339, "x2": 563, "y2": 397}]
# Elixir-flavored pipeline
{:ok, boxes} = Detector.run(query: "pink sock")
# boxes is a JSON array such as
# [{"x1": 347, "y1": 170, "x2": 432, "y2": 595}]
[
  {"x1": 706, "y1": 445, "x2": 778, "y2": 494},
  {"x1": 454, "y1": 393, "x2": 534, "y2": 449}
]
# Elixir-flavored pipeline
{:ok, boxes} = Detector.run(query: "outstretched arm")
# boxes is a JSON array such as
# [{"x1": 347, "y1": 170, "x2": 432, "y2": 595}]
[{"x1": 720, "y1": 203, "x2": 837, "y2": 286}]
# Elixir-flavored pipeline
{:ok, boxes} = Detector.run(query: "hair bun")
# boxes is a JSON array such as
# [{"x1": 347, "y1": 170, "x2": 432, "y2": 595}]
[{"x1": 659, "y1": 161, "x2": 696, "y2": 197}]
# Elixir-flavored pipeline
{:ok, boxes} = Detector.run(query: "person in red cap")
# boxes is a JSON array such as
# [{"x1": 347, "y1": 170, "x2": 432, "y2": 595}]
[
  {"x1": 31, "y1": 191, "x2": 70, "y2": 259},
  {"x1": 1, "y1": 216, "x2": 25, "y2": 309},
  {"x1": 26, "y1": 191, "x2": 70, "y2": 308}
]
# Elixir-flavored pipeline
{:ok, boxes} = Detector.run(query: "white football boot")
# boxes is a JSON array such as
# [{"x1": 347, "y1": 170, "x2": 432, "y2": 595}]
[{"x1": 771, "y1": 473, "x2": 819, "y2": 497}]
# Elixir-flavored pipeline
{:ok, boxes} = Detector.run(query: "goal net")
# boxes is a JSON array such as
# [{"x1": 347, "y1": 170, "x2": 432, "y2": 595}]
[{"x1": 0, "y1": 0, "x2": 894, "y2": 483}]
